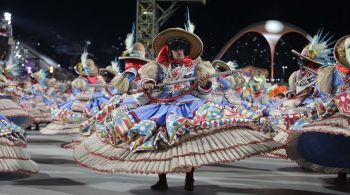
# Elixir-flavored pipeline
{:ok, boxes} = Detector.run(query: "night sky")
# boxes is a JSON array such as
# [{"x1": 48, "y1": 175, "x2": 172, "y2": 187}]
[{"x1": 1, "y1": 0, "x2": 349, "y2": 79}]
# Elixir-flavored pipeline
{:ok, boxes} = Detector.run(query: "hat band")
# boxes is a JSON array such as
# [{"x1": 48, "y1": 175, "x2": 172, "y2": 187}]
[{"x1": 130, "y1": 51, "x2": 145, "y2": 59}]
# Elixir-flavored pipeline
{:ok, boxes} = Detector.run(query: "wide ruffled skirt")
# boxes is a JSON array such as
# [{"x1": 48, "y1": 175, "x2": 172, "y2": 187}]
[
  {"x1": 0, "y1": 115, "x2": 39, "y2": 174},
  {"x1": 40, "y1": 109, "x2": 83, "y2": 135},
  {"x1": 0, "y1": 94, "x2": 34, "y2": 128},
  {"x1": 74, "y1": 97, "x2": 281, "y2": 174},
  {"x1": 286, "y1": 113, "x2": 350, "y2": 173},
  {"x1": 41, "y1": 92, "x2": 109, "y2": 135}
]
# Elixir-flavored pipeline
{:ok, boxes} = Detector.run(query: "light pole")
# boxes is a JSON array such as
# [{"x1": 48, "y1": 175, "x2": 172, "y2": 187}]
[{"x1": 282, "y1": 66, "x2": 288, "y2": 82}]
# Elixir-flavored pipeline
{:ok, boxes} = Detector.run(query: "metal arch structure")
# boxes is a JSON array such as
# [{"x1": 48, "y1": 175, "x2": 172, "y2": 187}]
[
  {"x1": 136, "y1": 0, "x2": 206, "y2": 58},
  {"x1": 214, "y1": 21, "x2": 312, "y2": 79}
]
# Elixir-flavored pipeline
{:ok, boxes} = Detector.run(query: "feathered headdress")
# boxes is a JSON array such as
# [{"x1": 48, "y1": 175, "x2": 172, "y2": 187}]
[
  {"x1": 184, "y1": 7, "x2": 195, "y2": 33},
  {"x1": 4, "y1": 62, "x2": 22, "y2": 78},
  {"x1": 34, "y1": 69, "x2": 47, "y2": 87},
  {"x1": 2, "y1": 46, "x2": 22, "y2": 78},
  {"x1": 307, "y1": 30, "x2": 334, "y2": 64}
]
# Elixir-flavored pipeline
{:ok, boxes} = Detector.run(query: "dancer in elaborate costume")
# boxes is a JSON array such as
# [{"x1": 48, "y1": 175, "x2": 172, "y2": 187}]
[
  {"x1": 74, "y1": 27, "x2": 281, "y2": 191},
  {"x1": 0, "y1": 63, "x2": 33, "y2": 128},
  {"x1": 209, "y1": 60, "x2": 245, "y2": 105},
  {"x1": 79, "y1": 39, "x2": 151, "y2": 137},
  {"x1": 43, "y1": 78, "x2": 60, "y2": 109},
  {"x1": 40, "y1": 46, "x2": 109, "y2": 134},
  {"x1": 285, "y1": 35, "x2": 350, "y2": 184},
  {"x1": 207, "y1": 60, "x2": 263, "y2": 121},
  {"x1": 27, "y1": 70, "x2": 52, "y2": 129},
  {"x1": 61, "y1": 60, "x2": 121, "y2": 149},
  {"x1": 0, "y1": 112, "x2": 39, "y2": 174},
  {"x1": 66, "y1": 41, "x2": 150, "y2": 149},
  {"x1": 261, "y1": 31, "x2": 334, "y2": 159},
  {"x1": 99, "y1": 60, "x2": 120, "y2": 97}
]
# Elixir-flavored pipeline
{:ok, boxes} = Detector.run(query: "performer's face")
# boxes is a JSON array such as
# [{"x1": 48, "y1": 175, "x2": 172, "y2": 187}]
[{"x1": 171, "y1": 49, "x2": 185, "y2": 60}]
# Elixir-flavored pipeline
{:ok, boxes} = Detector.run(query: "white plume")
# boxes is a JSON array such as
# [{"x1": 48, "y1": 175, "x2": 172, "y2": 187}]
[
  {"x1": 111, "y1": 58, "x2": 121, "y2": 74},
  {"x1": 226, "y1": 61, "x2": 239, "y2": 70},
  {"x1": 184, "y1": 7, "x2": 195, "y2": 33},
  {"x1": 81, "y1": 41, "x2": 90, "y2": 68},
  {"x1": 125, "y1": 33, "x2": 134, "y2": 53},
  {"x1": 125, "y1": 23, "x2": 136, "y2": 54},
  {"x1": 81, "y1": 49, "x2": 88, "y2": 68}
]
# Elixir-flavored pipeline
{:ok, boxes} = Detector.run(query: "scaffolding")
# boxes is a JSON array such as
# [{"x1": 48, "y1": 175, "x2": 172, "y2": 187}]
[{"x1": 136, "y1": 0, "x2": 205, "y2": 58}]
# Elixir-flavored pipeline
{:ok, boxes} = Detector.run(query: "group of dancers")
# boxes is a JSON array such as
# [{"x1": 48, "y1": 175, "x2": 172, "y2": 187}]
[{"x1": 0, "y1": 13, "x2": 349, "y2": 192}]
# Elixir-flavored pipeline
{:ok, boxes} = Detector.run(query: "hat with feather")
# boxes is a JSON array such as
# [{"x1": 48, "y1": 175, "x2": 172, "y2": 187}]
[
  {"x1": 153, "y1": 7, "x2": 203, "y2": 60},
  {"x1": 119, "y1": 23, "x2": 150, "y2": 63},
  {"x1": 291, "y1": 30, "x2": 334, "y2": 66},
  {"x1": 1, "y1": 49, "x2": 22, "y2": 78},
  {"x1": 212, "y1": 60, "x2": 238, "y2": 71},
  {"x1": 1, "y1": 63, "x2": 22, "y2": 78},
  {"x1": 99, "y1": 58, "x2": 121, "y2": 77},
  {"x1": 74, "y1": 41, "x2": 99, "y2": 76},
  {"x1": 32, "y1": 69, "x2": 47, "y2": 87}
]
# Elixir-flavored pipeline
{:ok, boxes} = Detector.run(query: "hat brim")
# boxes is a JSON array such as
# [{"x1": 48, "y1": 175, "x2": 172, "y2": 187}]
[
  {"x1": 334, "y1": 35, "x2": 350, "y2": 68},
  {"x1": 212, "y1": 60, "x2": 231, "y2": 71},
  {"x1": 153, "y1": 28, "x2": 203, "y2": 60},
  {"x1": 118, "y1": 56, "x2": 151, "y2": 62},
  {"x1": 99, "y1": 68, "x2": 116, "y2": 76},
  {"x1": 75, "y1": 68, "x2": 98, "y2": 76},
  {"x1": 75, "y1": 62, "x2": 99, "y2": 76},
  {"x1": 291, "y1": 50, "x2": 325, "y2": 67}
]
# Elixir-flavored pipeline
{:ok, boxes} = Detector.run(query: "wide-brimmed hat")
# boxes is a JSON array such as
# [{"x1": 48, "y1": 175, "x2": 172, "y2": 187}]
[
  {"x1": 99, "y1": 65, "x2": 118, "y2": 77},
  {"x1": 291, "y1": 47, "x2": 325, "y2": 66},
  {"x1": 334, "y1": 35, "x2": 350, "y2": 68},
  {"x1": 119, "y1": 42, "x2": 150, "y2": 63},
  {"x1": 75, "y1": 59, "x2": 98, "y2": 76},
  {"x1": 212, "y1": 60, "x2": 237, "y2": 71},
  {"x1": 153, "y1": 28, "x2": 203, "y2": 60},
  {"x1": 291, "y1": 31, "x2": 333, "y2": 67}
]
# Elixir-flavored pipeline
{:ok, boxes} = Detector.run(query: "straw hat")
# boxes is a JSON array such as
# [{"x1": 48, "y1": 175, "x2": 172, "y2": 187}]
[
  {"x1": 119, "y1": 42, "x2": 150, "y2": 63},
  {"x1": 153, "y1": 28, "x2": 203, "y2": 60},
  {"x1": 212, "y1": 60, "x2": 236, "y2": 71},
  {"x1": 291, "y1": 47, "x2": 325, "y2": 66},
  {"x1": 334, "y1": 35, "x2": 350, "y2": 68},
  {"x1": 99, "y1": 65, "x2": 118, "y2": 77},
  {"x1": 291, "y1": 31, "x2": 333, "y2": 67},
  {"x1": 75, "y1": 59, "x2": 98, "y2": 76}
]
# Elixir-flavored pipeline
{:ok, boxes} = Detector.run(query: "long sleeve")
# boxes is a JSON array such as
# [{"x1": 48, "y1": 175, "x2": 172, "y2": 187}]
[
  {"x1": 288, "y1": 71, "x2": 297, "y2": 92},
  {"x1": 137, "y1": 61, "x2": 159, "y2": 90},
  {"x1": 195, "y1": 61, "x2": 216, "y2": 95},
  {"x1": 316, "y1": 66, "x2": 335, "y2": 96}
]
